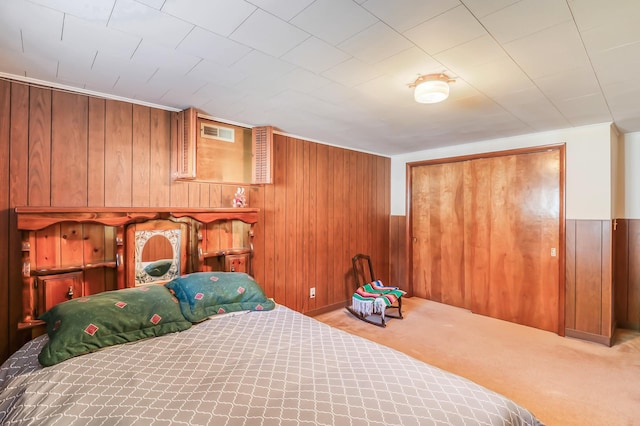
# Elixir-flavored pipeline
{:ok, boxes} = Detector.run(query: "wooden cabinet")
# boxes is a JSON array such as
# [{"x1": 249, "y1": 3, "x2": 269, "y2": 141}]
[
  {"x1": 225, "y1": 253, "x2": 250, "y2": 273},
  {"x1": 37, "y1": 272, "x2": 83, "y2": 315},
  {"x1": 201, "y1": 251, "x2": 251, "y2": 274}
]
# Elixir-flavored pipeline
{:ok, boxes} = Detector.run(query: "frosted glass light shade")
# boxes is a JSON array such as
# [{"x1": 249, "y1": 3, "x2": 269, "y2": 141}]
[{"x1": 414, "y1": 80, "x2": 450, "y2": 104}]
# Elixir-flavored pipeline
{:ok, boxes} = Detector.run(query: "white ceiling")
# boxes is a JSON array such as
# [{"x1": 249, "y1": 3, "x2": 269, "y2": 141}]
[{"x1": 1, "y1": 0, "x2": 639, "y2": 155}]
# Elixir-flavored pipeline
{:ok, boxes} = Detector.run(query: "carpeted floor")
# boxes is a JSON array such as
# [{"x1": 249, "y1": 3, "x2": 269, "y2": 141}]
[{"x1": 313, "y1": 297, "x2": 640, "y2": 426}]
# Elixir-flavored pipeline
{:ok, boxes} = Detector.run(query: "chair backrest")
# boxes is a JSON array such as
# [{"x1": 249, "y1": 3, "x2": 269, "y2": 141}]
[{"x1": 352, "y1": 254, "x2": 376, "y2": 288}]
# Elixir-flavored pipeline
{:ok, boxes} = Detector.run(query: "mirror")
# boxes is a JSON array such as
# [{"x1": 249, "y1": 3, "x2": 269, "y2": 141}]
[{"x1": 134, "y1": 229, "x2": 181, "y2": 285}]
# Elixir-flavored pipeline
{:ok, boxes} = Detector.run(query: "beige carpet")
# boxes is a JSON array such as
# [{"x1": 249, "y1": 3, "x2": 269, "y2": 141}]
[{"x1": 313, "y1": 297, "x2": 640, "y2": 426}]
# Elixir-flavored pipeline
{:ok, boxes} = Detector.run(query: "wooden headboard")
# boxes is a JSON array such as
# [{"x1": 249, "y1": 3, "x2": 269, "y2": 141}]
[{"x1": 16, "y1": 207, "x2": 259, "y2": 330}]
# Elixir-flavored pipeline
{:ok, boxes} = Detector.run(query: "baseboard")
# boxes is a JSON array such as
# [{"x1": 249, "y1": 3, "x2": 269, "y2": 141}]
[
  {"x1": 565, "y1": 328, "x2": 613, "y2": 347},
  {"x1": 306, "y1": 300, "x2": 348, "y2": 317}
]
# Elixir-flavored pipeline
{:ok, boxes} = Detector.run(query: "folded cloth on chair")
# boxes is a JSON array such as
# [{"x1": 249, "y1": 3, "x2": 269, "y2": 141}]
[{"x1": 351, "y1": 280, "x2": 405, "y2": 320}]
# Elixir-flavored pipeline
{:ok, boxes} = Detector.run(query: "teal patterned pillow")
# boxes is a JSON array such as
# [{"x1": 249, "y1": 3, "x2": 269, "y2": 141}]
[
  {"x1": 144, "y1": 259, "x2": 173, "y2": 277},
  {"x1": 165, "y1": 272, "x2": 275, "y2": 322},
  {"x1": 38, "y1": 285, "x2": 192, "y2": 366}
]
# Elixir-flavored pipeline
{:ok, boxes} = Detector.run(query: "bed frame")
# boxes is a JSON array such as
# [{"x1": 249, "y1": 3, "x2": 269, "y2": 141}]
[{"x1": 16, "y1": 207, "x2": 259, "y2": 331}]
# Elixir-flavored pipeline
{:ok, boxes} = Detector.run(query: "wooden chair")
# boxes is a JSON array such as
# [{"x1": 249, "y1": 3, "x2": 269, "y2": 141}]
[{"x1": 346, "y1": 254, "x2": 404, "y2": 327}]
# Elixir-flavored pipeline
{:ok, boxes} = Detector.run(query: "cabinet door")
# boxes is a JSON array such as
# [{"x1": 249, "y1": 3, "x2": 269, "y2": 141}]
[
  {"x1": 38, "y1": 272, "x2": 83, "y2": 313},
  {"x1": 225, "y1": 254, "x2": 249, "y2": 273}
]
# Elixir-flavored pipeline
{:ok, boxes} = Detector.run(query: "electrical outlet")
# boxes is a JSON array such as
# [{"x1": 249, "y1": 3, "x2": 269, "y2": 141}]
[{"x1": 310, "y1": 287, "x2": 316, "y2": 298}]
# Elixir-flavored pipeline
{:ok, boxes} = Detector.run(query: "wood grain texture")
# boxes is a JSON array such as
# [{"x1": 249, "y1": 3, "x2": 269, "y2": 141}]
[
  {"x1": 132, "y1": 105, "x2": 151, "y2": 207},
  {"x1": 83, "y1": 268, "x2": 108, "y2": 296},
  {"x1": 627, "y1": 221, "x2": 640, "y2": 326},
  {"x1": 330, "y1": 147, "x2": 345, "y2": 303},
  {"x1": 28, "y1": 87, "x2": 51, "y2": 206},
  {"x1": 261, "y1": 175, "x2": 276, "y2": 298},
  {"x1": 273, "y1": 135, "x2": 287, "y2": 306},
  {"x1": 149, "y1": 108, "x2": 170, "y2": 207},
  {"x1": 411, "y1": 161, "x2": 465, "y2": 307},
  {"x1": 389, "y1": 215, "x2": 407, "y2": 290},
  {"x1": 615, "y1": 219, "x2": 640, "y2": 329},
  {"x1": 51, "y1": 91, "x2": 88, "y2": 207},
  {"x1": 465, "y1": 158, "x2": 491, "y2": 314},
  {"x1": 83, "y1": 224, "x2": 107, "y2": 264},
  {"x1": 565, "y1": 219, "x2": 615, "y2": 341},
  {"x1": 613, "y1": 219, "x2": 628, "y2": 327},
  {"x1": 316, "y1": 143, "x2": 329, "y2": 309},
  {"x1": 565, "y1": 220, "x2": 577, "y2": 330},
  {"x1": 410, "y1": 164, "x2": 430, "y2": 299},
  {"x1": 574, "y1": 221, "x2": 604, "y2": 334},
  {"x1": 88, "y1": 98, "x2": 106, "y2": 206},
  {"x1": 35, "y1": 225, "x2": 61, "y2": 269},
  {"x1": 9, "y1": 83, "x2": 31, "y2": 359},
  {"x1": 105, "y1": 100, "x2": 132, "y2": 206},
  {"x1": 601, "y1": 221, "x2": 613, "y2": 337},
  {"x1": 59, "y1": 223, "x2": 83, "y2": 266},
  {"x1": 284, "y1": 137, "x2": 298, "y2": 311},
  {"x1": 298, "y1": 142, "x2": 308, "y2": 310},
  {"x1": 627, "y1": 220, "x2": 640, "y2": 327}
]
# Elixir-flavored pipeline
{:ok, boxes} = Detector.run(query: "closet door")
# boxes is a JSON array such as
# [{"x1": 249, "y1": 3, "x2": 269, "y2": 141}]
[
  {"x1": 410, "y1": 148, "x2": 561, "y2": 333},
  {"x1": 411, "y1": 161, "x2": 466, "y2": 308},
  {"x1": 464, "y1": 150, "x2": 560, "y2": 333}
]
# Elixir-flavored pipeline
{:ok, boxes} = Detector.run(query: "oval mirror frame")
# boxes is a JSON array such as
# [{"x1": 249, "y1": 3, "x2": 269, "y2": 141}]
[{"x1": 134, "y1": 229, "x2": 181, "y2": 285}]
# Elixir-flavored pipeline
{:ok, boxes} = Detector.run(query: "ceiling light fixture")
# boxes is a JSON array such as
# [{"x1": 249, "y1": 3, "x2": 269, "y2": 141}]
[{"x1": 409, "y1": 73, "x2": 455, "y2": 104}]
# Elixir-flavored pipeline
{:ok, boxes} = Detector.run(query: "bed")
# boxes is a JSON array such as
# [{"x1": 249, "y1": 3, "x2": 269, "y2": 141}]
[{"x1": 0, "y1": 273, "x2": 541, "y2": 426}]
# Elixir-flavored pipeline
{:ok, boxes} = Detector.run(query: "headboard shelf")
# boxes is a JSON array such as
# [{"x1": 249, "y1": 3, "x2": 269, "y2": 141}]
[
  {"x1": 15, "y1": 206, "x2": 260, "y2": 331},
  {"x1": 15, "y1": 207, "x2": 259, "y2": 229},
  {"x1": 30, "y1": 261, "x2": 118, "y2": 276}
]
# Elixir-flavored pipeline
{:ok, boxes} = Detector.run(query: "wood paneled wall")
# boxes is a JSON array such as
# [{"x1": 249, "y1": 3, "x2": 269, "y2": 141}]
[
  {"x1": 389, "y1": 215, "x2": 407, "y2": 292},
  {"x1": 614, "y1": 219, "x2": 640, "y2": 330},
  {"x1": 0, "y1": 79, "x2": 391, "y2": 362},
  {"x1": 565, "y1": 219, "x2": 614, "y2": 345},
  {"x1": 250, "y1": 135, "x2": 390, "y2": 315}
]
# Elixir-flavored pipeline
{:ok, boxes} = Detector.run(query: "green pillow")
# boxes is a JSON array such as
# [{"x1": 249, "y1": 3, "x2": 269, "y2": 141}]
[
  {"x1": 144, "y1": 259, "x2": 173, "y2": 277},
  {"x1": 38, "y1": 285, "x2": 192, "y2": 366},
  {"x1": 165, "y1": 272, "x2": 275, "y2": 323}
]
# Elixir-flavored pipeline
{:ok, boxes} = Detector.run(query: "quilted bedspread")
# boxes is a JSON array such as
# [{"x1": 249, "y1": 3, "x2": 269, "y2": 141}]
[{"x1": 0, "y1": 305, "x2": 542, "y2": 425}]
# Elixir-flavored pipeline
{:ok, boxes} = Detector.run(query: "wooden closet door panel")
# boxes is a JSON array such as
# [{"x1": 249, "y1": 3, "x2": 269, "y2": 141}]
[
  {"x1": 471, "y1": 150, "x2": 560, "y2": 332},
  {"x1": 527, "y1": 150, "x2": 561, "y2": 332},
  {"x1": 411, "y1": 162, "x2": 465, "y2": 307},
  {"x1": 427, "y1": 165, "x2": 444, "y2": 302},
  {"x1": 486, "y1": 154, "x2": 518, "y2": 321},
  {"x1": 464, "y1": 158, "x2": 492, "y2": 314},
  {"x1": 413, "y1": 148, "x2": 561, "y2": 334},
  {"x1": 411, "y1": 165, "x2": 431, "y2": 299},
  {"x1": 435, "y1": 162, "x2": 465, "y2": 307}
]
